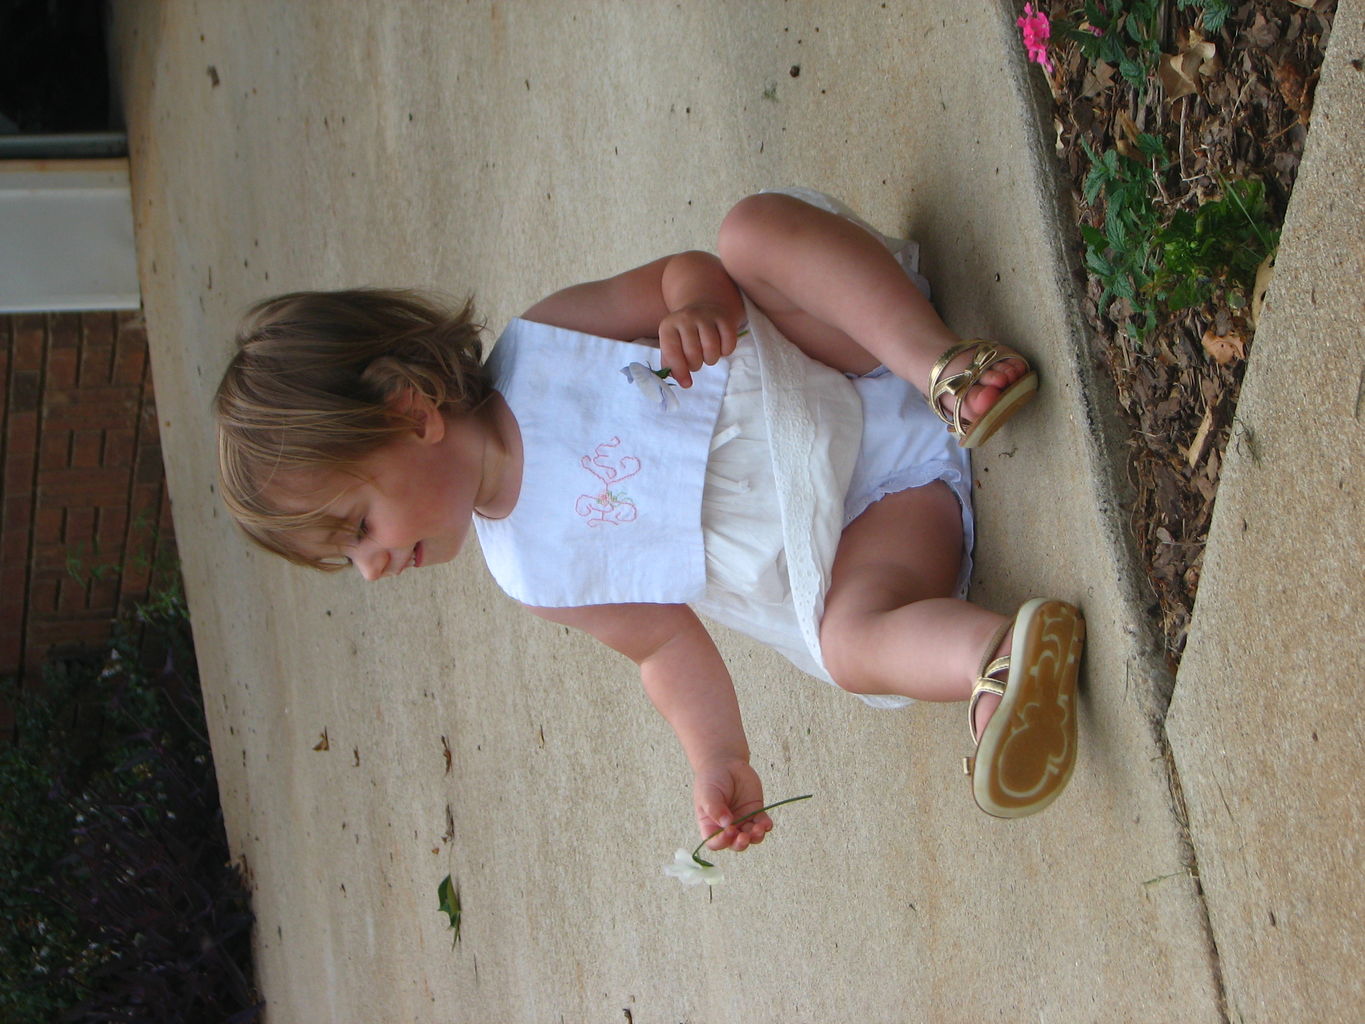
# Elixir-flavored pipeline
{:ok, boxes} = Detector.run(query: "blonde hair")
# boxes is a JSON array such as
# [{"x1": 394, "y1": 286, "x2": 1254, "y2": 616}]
[{"x1": 214, "y1": 288, "x2": 488, "y2": 569}]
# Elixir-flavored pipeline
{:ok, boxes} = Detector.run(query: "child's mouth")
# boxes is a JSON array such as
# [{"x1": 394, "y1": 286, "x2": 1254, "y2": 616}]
[{"x1": 412, "y1": 541, "x2": 424, "y2": 569}]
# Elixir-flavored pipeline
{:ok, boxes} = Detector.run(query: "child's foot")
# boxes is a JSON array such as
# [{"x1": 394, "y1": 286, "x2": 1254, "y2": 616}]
[
  {"x1": 928, "y1": 340, "x2": 1039, "y2": 448},
  {"x1": 963, "y1": 599, "x2": 1084, "y2": 818}
]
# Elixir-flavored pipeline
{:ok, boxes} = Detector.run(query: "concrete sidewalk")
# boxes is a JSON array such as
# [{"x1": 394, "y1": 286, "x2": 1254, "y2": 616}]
[
  {"x1": 1166, "y1": 5, "x2": 1364, "y2": 1020},
  {"x1": 109, "y1": 2, "x2": 1360, "y2": 1021}
]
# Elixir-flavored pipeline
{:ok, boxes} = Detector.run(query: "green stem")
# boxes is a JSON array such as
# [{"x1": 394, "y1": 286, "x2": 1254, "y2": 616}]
[
  {"x1": 691, "y1": 793, "x2": 813, "y2": 865},
  {"x1": 1217, "y1": 173, "x2": 1273, "y2": 252}
]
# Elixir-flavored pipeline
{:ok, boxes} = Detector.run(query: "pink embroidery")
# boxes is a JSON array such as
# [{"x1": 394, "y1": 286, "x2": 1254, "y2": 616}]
[{"x1": 576, "y1": 437, "x2": 641, "y2": 526}]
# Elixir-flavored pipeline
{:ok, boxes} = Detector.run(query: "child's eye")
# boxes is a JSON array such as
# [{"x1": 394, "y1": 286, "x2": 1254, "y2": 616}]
[{"x1": 355, "y1": 518, "x2": 369, "y2": 540}]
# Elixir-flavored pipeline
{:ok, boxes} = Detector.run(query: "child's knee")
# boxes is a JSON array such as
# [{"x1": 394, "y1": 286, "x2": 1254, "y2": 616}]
[
  {"x1": 818, "y1": 611, "x2": 874, "y2": 695},
  {"x1": 718, "y1": 193, "x2": 795, "y2": 270}
]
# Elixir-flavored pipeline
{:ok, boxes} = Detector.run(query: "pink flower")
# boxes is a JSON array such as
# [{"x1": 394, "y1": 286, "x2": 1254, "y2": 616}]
[{"x1": 1017, "y1": 3, "x2": 1054, "y2": 74}]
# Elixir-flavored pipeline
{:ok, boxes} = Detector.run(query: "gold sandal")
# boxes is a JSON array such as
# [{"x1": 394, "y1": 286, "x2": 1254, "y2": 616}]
[
  {"x1": 963, "y1": 599, "x2": 1085, "y2": 818},
  {"x1": 928, "y1": 340, "x2": 1039, "y2": 448}
]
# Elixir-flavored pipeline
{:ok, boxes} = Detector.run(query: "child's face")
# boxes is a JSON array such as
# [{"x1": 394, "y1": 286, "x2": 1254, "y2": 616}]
[{"x1": 286, "y1": 413, "x2": 481, "y2": 580}]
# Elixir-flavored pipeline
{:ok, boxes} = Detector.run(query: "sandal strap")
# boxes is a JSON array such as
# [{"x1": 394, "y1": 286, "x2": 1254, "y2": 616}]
[
  {"x1": 967, "y1": 673, "x2": 1007, "y2": 745},
  {"x1": 979, "y1": 656, "x2": 1010, "y2": 680},
  {"x1": 977, "y1": 620, "x2": 1013, "y2": 679},
  {"x1": 929, "y1": 338, "x2": 1035, "y2": 439},
  {"x1": 928, "y1": 340, "x2": 1000, "y2": 435},
  {"x1": 967, "y1": 619, "x2": 1014, "y2": 744}
]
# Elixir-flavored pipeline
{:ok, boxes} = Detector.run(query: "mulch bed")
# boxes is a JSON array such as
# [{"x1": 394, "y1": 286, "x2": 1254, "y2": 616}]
[{"x1": 1039, "y1": 0, "x2": 1337, "y2": 667}]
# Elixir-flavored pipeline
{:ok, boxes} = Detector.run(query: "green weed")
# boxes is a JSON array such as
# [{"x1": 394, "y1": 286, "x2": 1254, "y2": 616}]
[
  {"x1": 64, "y1": 545, "x2": 116, "y2": 587},
  {"x1": 1152, "y1": 178, "x2": 1279, "y2": 311},
  {"x1": 1079, "y1": 134, "x2": 1167, "y2": 338},
  {"x1": 1176, "y1": 0, "x2": 1233, "y2": 34},
  {"x1": 1057, "y1": 0, "x2": 1165, "y2": 93},
  {"x1": 1079, "y1": 134, "x2": 1278, "y2": 341}
]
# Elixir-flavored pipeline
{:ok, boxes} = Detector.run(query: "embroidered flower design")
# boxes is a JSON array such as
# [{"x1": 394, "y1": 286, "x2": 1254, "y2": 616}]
[
  {"x1": 621, "y1": 362, "x2": 679, "y2": 412},
  {"x1": 576, "y1": 437, "x2": 641, "y2": 526}
]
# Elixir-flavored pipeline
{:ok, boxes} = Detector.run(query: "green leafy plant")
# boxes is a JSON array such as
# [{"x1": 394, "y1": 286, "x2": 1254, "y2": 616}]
[
  {"x1": 0, "y1": 580, "x2": 261, "y2": 1022},
  {"x1": 1176, "y1": 0, "x2": 1233, "y2": 34},
  {"x1": 1079, "y1": 134, "x2": 1167, "y2": 338},
  {"x1": 1152, "y1": 178, "x2": 1280, "y2": 311},
  {"x1": 64, "y1": 544, "x2": 117, "y2": 587},
  {"x1": 1056, "y1": 0, "x2": 1166, "y2": 93},
  {"x1": 1077, "y1": 117, "x2": 1275, "y2": 342}
]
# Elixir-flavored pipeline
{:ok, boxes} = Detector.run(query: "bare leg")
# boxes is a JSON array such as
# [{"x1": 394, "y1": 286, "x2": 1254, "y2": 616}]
[
  {"x1": 818, "y1": 481, "x2": 1006, "y2": 730},
  {"x1": 716, "y1": 193, "x2": 1026, "y2": 425}
]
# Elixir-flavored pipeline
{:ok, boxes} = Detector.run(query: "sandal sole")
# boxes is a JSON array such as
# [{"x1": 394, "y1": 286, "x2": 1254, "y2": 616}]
[
  {"x1": 972, "y1": 598, "x2": 1084, "y2": 818},
  {"x1": 959, "y1": 371, "x2": 1038, "y2": 449}
]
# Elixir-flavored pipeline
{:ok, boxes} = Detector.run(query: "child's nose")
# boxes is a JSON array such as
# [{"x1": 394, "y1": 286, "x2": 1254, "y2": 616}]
[{"x1": 352, "y1": 545, "x2": 389, "y2": 582}]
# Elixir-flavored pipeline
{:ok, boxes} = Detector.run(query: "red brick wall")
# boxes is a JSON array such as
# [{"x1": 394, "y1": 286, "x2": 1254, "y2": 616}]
[{"x1": 1, "y1": 311, "x2": 175, "y2": 718}]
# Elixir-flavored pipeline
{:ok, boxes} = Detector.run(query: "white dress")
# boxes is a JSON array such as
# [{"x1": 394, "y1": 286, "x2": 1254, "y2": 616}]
[{"x1": 476, "y1": 189, "x2": 974, "y2": 709}]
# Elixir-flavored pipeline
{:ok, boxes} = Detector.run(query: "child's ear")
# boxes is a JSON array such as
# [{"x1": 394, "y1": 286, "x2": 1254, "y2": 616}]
[
  {"x1": 390, "y1": 388, "x2": 446, "y2": 445},
  {"x1": 411, "y1": 395, "x2": 446, "y2": 445}
]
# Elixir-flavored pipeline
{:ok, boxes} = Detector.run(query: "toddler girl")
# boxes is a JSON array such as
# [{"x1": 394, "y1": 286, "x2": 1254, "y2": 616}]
[{"x1": 215, "y1": 188, "x2": 1084, "y2": 852}]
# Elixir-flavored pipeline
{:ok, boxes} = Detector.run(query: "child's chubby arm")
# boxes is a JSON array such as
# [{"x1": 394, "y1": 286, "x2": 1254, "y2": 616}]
[
  {"x1": 521, "y1": 250, "x2": 745, "y2": 388},
  {"x1": 528, "y1": 600, "x2": 773, "y2": 852}
]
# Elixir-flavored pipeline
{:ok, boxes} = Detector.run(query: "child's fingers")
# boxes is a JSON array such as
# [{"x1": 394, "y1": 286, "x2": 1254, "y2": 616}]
[
  {"x1": 659, "y1": 328, "x2": 694, "y2": 388},
  {"x1": 695, "y1": 795, "x2": 729, "y2": 832},
  {"x1": 698, "y1": 813, "x2": 738, "y2": 851},
  {"x1": 718, "y1": 320, "x2": 739, "y2": 358},
  {"x1": 724, "y1": 818, "x2": 769, "y2": 853},
  {"x1": 707, "y1": 827, "x2": 739, "y2": 852},
  {"x1": 746, "y1": 812, "x2": 773, "y2": 835},
  {"x1": 697, "y1": 322, "x2": 724, "y2": 366},
  {"x1": 679, "y1": 332, "x2": 705, "y2": 373},
  {"x1": 697, "y1": 812, "x2": 772, "y2": 852}
]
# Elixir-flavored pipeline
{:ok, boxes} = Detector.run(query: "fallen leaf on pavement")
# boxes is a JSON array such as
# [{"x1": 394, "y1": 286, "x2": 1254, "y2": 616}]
[{"x1": 437, "y1": 875, "x2": 462, "y2": 947}]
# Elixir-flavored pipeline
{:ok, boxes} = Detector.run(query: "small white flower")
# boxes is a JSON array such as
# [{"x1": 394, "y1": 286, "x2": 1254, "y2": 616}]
[
  {"x1": 663, "y1": 848, "x2": 724, "y2": 886},
  {"x1": 621, "y1": 362, "x2": 680, "y2": 412}
]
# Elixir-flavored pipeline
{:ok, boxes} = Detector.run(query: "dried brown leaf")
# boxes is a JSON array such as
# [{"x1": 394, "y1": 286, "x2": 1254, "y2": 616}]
[
  {"x1": 1246, "y1": 12, "x2": 1281, "y2": 49},
  {"x1": 1081, "y1": 60, "x2": 1116, "y2": 99},
  {"x1": 1177, "y1": 28, "x2": 1220, "y2": 75},
  {"x1": 1275, "y1": 59, "x2": 1314, "y2": 122},
  {"x1": 1186, "y1": 404, "x2": 1216, "y2": 468},
  {"x1": 1251, "y1": 251, "x2": 1277, "y2": 326},
  {"x1": 1161, "y1": 31, "x2": 1219, "y2": 104},
  {"x1": 1114, "y1": 110, "x2": 1142, "y2": 157},
  {"x1": 1201, "y1": 326, "x2": 1247, "y2": 365},
  {"x1": 1160, "y1": 52, "x2": 1200, "y2": 102}
]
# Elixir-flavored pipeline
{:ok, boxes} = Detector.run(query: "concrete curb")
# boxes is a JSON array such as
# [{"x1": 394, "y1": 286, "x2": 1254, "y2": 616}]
[{"x1": 1167, "y1": 4, "x2": 1365, "y2": 1018}]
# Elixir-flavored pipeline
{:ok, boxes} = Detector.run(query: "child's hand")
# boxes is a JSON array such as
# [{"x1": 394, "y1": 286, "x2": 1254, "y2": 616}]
[
  {"x1": 693, "y1": 758, "x2": 771, "y2": 852},
  {"x1": 658, "y1": 303, "x2": 742, "y2": 389}
]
